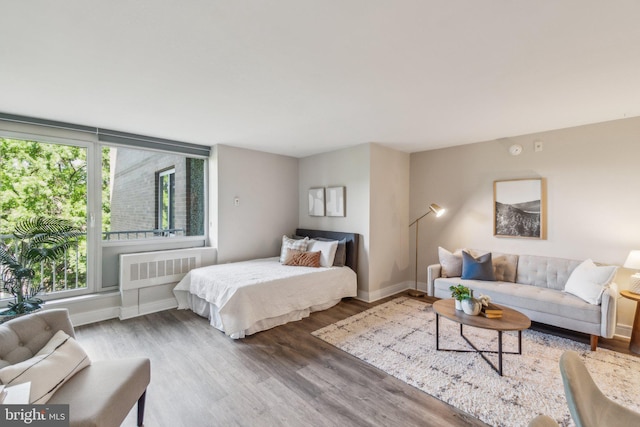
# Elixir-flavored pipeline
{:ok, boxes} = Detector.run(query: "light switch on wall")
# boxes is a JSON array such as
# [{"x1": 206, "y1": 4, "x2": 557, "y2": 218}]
[
  {"x1": 534, "y1": 141, "x2": 544, "y2": 152},
  {"x1": 234, "y1": 197, "x2": 240, "y2": 206}
]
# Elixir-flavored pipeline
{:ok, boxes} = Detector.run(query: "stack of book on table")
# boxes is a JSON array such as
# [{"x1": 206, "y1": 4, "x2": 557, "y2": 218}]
[{"x1": 481, "y1": 303, "x2": 503, "y2": 318}]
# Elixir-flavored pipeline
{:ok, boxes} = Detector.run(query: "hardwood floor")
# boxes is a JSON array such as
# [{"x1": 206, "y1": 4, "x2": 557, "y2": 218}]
[{"x1": 74, "y1": 292, "x2": 635, "y2": 427}]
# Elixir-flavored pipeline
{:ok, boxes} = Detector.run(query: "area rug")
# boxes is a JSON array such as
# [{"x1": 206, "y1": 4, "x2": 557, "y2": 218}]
[{"x1": 312, "y1": 297, "x2": 640, "y2": 427}]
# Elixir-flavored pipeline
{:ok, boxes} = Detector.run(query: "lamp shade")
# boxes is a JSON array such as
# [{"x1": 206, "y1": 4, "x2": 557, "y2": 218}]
[
  {"x1": 429, "y1": 203, "x2": 446, "y2": 217},
  {"x1": 624, "y1": 250, "x2": 640, "y2": 270}
]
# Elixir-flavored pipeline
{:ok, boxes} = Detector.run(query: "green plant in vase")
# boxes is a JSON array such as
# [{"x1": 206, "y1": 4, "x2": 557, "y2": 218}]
[
  {"x1": 0, "y1": 217, "x2": 81, "y2": 316},
  {"x1": 449, "y1": 284, "x2": 470, "y2": 310}
]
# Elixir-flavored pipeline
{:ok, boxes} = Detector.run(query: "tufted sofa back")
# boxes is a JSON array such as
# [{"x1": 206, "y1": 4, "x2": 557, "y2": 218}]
[
  {"x1": 0, "y1": 309, "x2": 75, "y2": 369},
  {"x1": 516, "y1": 255, "x2": 583, "y2": 291}
]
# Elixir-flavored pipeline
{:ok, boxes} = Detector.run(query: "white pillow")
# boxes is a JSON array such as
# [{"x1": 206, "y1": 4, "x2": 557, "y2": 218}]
[
  {"x1": 279, "y1": 235, "x2": 309, "y2": 263},
  {"x1": 564, "y1": 259, "x2": 618, "y2": 305},
  {"x1": 0, "y1": 330, "x2": 91, "y2": 404},
  {"x1": 438, "y1": 247, "x2": 464, "y2": 277},
  {"x1": 307, "y1": 239, "x2": 339, "y2": 267}
]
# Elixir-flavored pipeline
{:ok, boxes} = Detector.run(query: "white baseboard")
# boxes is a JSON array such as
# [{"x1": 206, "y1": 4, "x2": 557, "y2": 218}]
[
  {"x1": 139, "y1": 298, "x2": 177, "y2": 317},
  {"x1": 121, "y1": 298, "x2": 178, "y2": 320},
  {"x1": 356, "y1": 281, "x2": 426, "y2": 303},
  {"x1": 119, "y1": 306, "x2": 139, "y2": 320},
  {"x1": 71, "y1": 307, "x2": 120, "y2": 326},
  {"x1": 615, "y1": 323, "x2": 632, "y2": 340}
]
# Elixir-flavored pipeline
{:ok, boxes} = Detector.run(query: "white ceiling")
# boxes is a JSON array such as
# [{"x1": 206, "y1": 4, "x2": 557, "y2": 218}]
[{"x1": 2, "y1": 1, "x2": 640, "y2": 158}]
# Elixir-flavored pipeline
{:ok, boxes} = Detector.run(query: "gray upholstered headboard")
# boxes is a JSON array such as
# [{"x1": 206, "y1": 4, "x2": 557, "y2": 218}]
[{"x1": 295, "y1": 229, "x2": 359, "y2": 272}]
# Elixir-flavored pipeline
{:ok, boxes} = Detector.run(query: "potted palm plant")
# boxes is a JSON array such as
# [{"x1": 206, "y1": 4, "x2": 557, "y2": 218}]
[{"x1": 0, "y1": 217, "x2": 81, "y2": 317}]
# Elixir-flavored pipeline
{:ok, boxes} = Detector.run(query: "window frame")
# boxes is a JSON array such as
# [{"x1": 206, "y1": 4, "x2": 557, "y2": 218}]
[
  {"x1": 0, "y1": 116, "x2": 210, "y2": 297},
  {"x1": 157, "y1": 167, "x2": 176, "y2": 233}
]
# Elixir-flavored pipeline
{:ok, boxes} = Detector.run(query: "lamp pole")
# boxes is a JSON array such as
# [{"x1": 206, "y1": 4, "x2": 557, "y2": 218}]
[
  {"x1": 408, "y1": 203, "x2": 445, "y2": 298},
  {"x1": 409, "y1": 210, "x2": 432, "y2": 297}
]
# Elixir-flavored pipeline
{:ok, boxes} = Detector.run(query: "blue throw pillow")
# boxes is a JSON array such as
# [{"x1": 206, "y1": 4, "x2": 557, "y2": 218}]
[{"x1": 461, "y1": 251, "x2": 496, "y2": 281}]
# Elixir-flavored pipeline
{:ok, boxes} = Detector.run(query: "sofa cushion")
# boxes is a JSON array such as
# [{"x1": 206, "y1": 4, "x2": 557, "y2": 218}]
[
  {"x1": 462, "y1": 251, "x2": 496, "y2": 281},
  {"x1": 0, "y1": 330, "x2": 91, "y2": 404},
  {"x1": 564, "y1": 259, "x2": 618, "y2": 305},
  {"x1": 48, "y1": 358, "x2": 150, "y2": 427},
  {"x1": 438, "y1": 247, "x2": 464, "y2": 277},
  {"x1": 433, "y1": 277, "x2": 601, "y2": 325},
  {"x1": 516, "y1": 255, "x2": 583, "y2": 290}
]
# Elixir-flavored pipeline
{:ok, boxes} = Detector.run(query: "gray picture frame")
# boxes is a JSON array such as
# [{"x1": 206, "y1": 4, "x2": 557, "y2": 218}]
[
  {"x1": 326, "y1": 186, "x2": 345, "y2": 217},
  {"x1": 308, "y1": 188, "x2": 325, "y2": 216}
]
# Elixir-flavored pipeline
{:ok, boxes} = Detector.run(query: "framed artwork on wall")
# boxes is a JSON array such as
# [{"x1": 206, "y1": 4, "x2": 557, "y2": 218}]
[
  {"x1": 308, "y1": 188, "x2": 325, "y2": 216},
  {"x1": 326, "y1": 186, "x2": 345, "y2": 217},
  {"x1": 494, "y1": 178, "x2": 546, "y2": 239}
]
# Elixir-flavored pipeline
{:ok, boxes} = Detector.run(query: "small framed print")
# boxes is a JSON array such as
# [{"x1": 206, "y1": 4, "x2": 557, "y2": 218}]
[
  {"x1": 494, "y1": 178, "x2": 546, "y2": 239},
  {"x1": 308, "y1": 188, "x2": 325, "y2": 216},
  {"x1": 326, "y1": 186, "x2": 345, "y2": 217}
]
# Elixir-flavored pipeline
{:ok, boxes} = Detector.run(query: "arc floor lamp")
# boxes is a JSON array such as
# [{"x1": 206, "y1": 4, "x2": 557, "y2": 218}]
[{"x1": 409, "y1": 203, "x2": 445, "y2": 297}]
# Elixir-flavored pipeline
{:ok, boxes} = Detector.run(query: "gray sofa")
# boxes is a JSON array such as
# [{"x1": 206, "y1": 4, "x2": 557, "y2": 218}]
[{"x1": 428, "y1": 252, "x2": 619, "y2": 350}]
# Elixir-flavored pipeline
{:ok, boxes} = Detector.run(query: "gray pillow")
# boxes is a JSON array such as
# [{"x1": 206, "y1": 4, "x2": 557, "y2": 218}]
[{"x1": 461, "y1": 251, "x2": 496, "y2": 281}]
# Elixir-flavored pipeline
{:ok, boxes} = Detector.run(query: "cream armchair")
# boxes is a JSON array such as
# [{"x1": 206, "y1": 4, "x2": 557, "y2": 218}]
[
  {"x1": 560, "y1": 350, "x2": 640, "y2": 427},
  {"x1": 0, "y1": 309, "x2": 150, "y2": 427}
]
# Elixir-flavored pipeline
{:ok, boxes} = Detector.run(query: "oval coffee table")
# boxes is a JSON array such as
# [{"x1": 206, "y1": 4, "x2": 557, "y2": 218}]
[{"x1": 433, "y1": 299, "x2": 531, "y2": 376}]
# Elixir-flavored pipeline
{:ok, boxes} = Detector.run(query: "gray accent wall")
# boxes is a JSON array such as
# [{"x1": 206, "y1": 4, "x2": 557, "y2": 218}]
[{"x1": 410, "y1": 116, "x2": 640, "y2": 335}]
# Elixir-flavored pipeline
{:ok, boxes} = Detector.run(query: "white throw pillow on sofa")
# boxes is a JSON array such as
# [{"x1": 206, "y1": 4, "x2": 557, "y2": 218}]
[
  {"x1": 564, "y1": 259, "x2": 618, "y2": 305},
  {"x1": 0, "y1": 330, "x2": 91, "y2": 404}
]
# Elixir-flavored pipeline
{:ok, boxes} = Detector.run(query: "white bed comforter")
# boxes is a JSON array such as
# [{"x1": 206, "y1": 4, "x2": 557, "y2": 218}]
[{"x1": 173, "y1": 257, "x2": 357, "y2": 337}]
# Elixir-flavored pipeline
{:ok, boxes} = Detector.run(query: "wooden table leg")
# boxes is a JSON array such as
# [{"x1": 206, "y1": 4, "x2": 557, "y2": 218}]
[{"x1": 631, "y1": 303, "x2": 640, "y2": 354}]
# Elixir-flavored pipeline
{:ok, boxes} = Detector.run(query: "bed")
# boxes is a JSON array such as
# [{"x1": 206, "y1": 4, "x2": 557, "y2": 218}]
[{"x1": 173, "y1": 229, "x2": 359, "y2": 338}]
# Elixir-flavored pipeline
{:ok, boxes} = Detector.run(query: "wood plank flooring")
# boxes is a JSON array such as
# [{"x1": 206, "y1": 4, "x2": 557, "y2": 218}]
[{"x1": 74, "y1": 292, "x2": 635, "y2": 427}]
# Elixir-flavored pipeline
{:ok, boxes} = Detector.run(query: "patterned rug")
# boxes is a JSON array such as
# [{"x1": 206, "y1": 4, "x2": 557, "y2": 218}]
[{"x1": 312, "y1": 297, "x2": 640, "y2": 427}]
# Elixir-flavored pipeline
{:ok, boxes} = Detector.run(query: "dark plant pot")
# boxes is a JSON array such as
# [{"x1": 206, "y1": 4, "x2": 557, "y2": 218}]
[{"x1": 0, "y1": 308, "x2": 42, "y2": 324}]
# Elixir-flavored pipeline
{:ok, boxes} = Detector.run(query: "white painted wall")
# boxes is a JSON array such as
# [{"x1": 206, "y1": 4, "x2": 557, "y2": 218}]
[
  {"x1": 410, "y1": 116, "x2": 640, "y2": 335},
  {"x1": 298, "y1": 143, "x2": 411, "y2": 301},
  {"x1": 369, "y1": 145, "x2": 410, "y2": 299},
  {"x1": 298, "y1": 144, "x2": 371, "y2": 292},
  {"x1": 214, "y1": 144, "x2": 299, "y2": 263}
]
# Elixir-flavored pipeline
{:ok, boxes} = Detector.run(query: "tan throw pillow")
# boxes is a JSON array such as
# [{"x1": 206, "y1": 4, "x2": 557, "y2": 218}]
[
  {"x1": 284, "y1": 249, "x2": 321, "y2": 267},
  {"x1": 438, "y1": 247, "x2": 464, "y2": 277},
  {"x1": 0, "y1": 330, "x2": 91, "y2": 404}
]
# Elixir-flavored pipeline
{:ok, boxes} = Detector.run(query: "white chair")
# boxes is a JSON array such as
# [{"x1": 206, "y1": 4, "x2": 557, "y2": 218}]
[{"x1": 0, "y1": 309, "x2": 150, "y2": 426}]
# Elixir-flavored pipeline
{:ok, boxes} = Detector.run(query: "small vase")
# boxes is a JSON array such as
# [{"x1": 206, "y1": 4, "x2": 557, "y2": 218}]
[
  {"x1": 454, "y1": 299, "x2": 463, "y2": 311},
  {"x1": 461, "y1": 298, "x2": 481, "y2": 316}
]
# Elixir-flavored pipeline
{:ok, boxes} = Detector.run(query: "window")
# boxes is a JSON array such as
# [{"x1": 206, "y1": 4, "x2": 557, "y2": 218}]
[
  {"x1": 1, "y1": 112, "x2": 210, "y2": 297},
  {"x1": 0, "y1": 136, "x2": 90, "y2": 298},
  {"x1": 157, "y1": 168, "x2": 176, "y2": 234},
  {"x1": 102, "y1": 147, "x2": 206, "y2": 241}
]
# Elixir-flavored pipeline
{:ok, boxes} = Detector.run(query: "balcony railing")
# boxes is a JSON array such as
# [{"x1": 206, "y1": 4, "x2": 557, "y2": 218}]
[
  {"x1": 0, "y1": 228, "x2": 186, "y2": 299},
  {"x1": 102, "y1": 228, "x2": 185, "y2": 240}
]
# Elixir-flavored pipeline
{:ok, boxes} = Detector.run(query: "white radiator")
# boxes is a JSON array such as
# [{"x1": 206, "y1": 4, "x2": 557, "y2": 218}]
[{"x1": 119, "y1": 247, "x2": 217, "y2": 319}]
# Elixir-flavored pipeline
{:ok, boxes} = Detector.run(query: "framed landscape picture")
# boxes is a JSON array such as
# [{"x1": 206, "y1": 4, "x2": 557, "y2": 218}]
[{"x1": 494, "y1": 178, "x2": 546, "y2": 239}]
